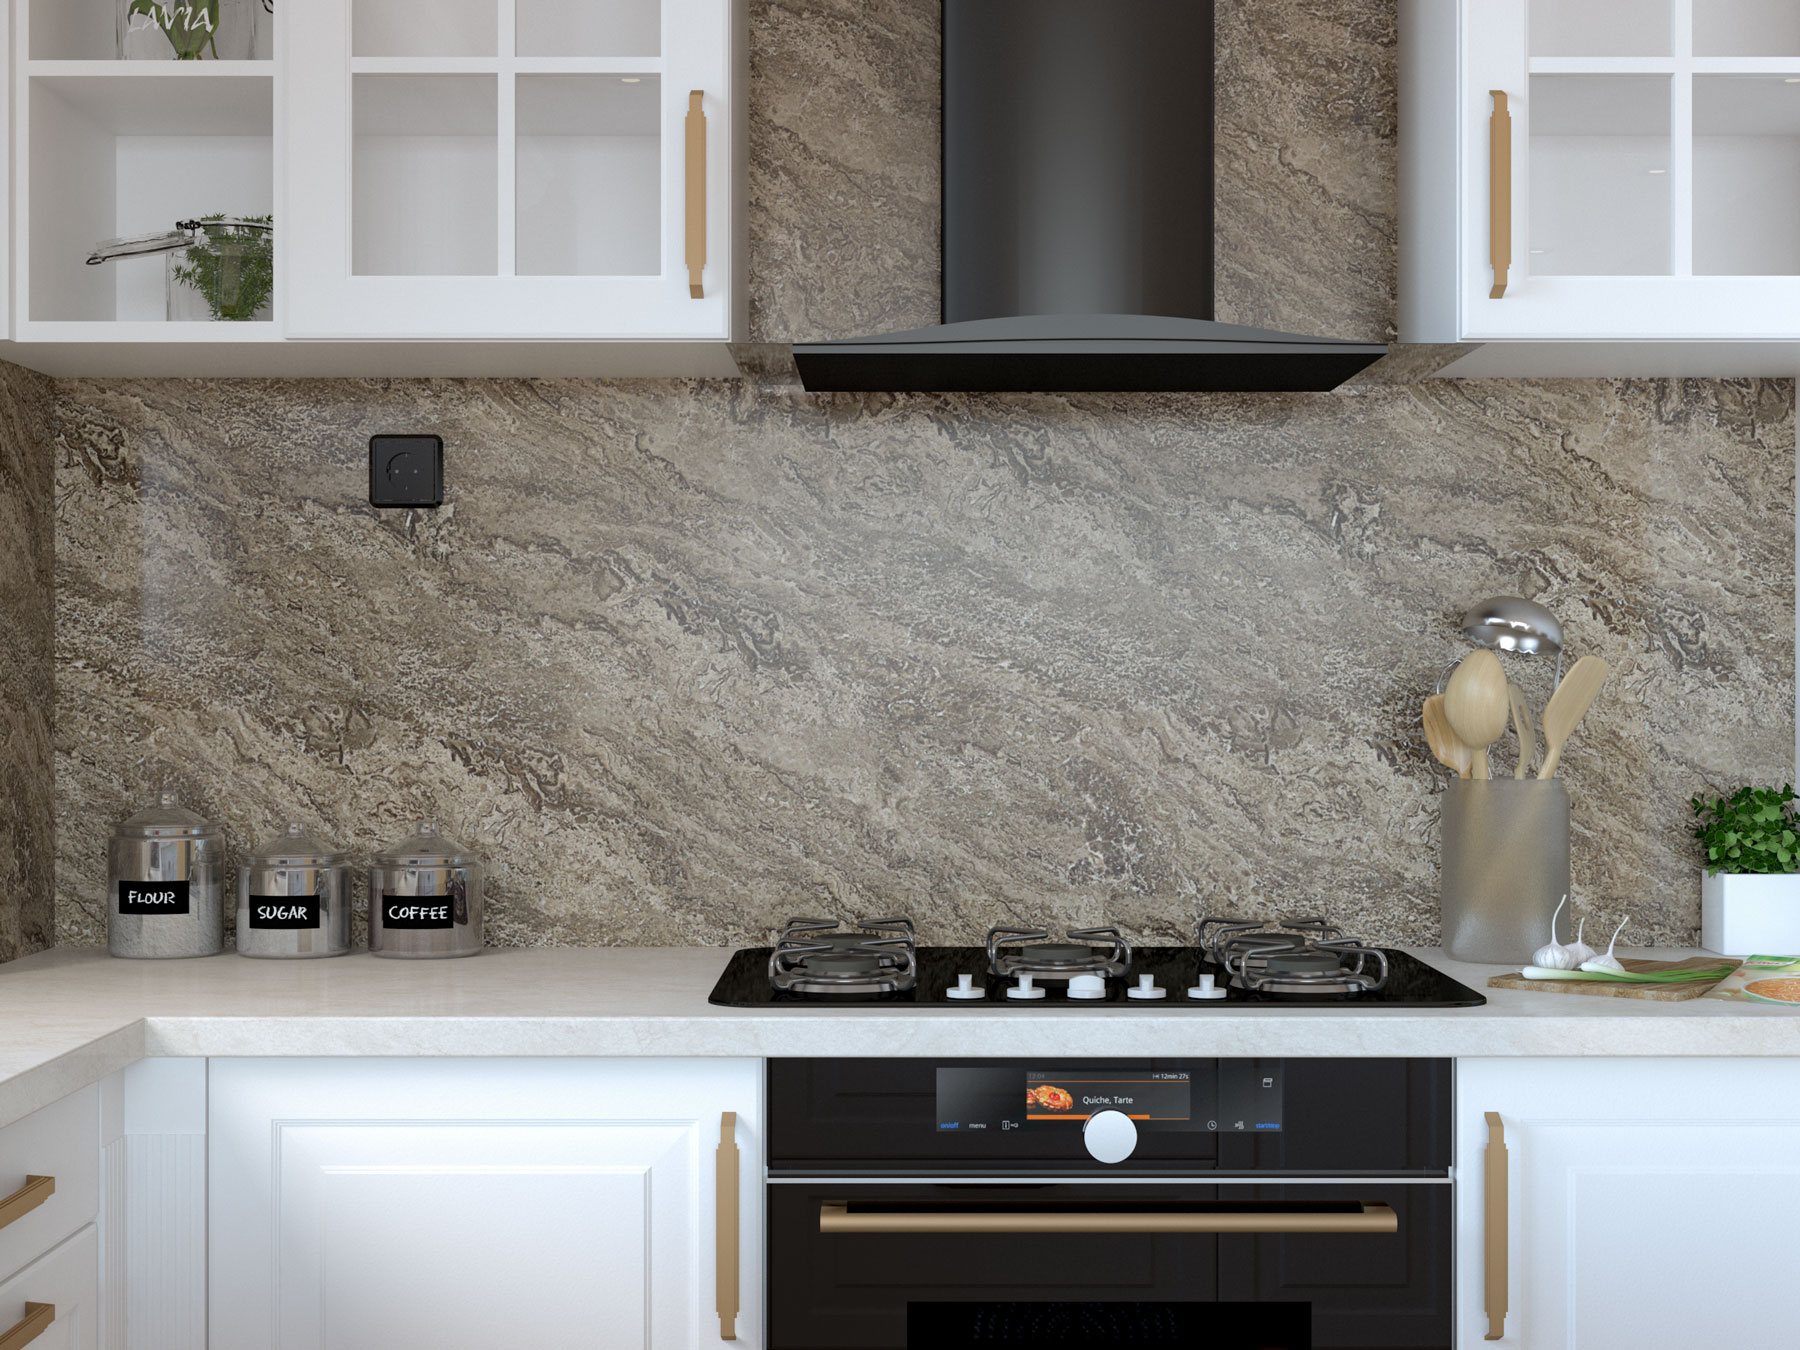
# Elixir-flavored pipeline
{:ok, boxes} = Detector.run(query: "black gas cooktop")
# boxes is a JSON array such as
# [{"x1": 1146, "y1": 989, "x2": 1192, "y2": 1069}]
[{"x1": 707, "y1": 943, "x2": 1486, "y2": 1009}]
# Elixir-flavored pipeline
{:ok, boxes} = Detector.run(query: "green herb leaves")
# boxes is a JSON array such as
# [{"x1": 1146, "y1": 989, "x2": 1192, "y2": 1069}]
[
  {"x1": 169, "y1": 216, "x2": 273, "y2": 321},
  {"x1": 1691, "y1": 784, "x2": 1800, "y2": 875}
]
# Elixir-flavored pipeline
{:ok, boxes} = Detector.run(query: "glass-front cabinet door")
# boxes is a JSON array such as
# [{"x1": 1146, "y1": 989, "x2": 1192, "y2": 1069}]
[
  {"x1": 285, "y1": 0, "x2": 735, "y2": 339},
  {"x1": 1458, "y1": 0, "x2": 1800, "y2": 339}
]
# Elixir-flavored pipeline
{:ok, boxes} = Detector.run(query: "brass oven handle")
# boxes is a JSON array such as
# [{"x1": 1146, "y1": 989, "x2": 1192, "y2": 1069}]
[
  {"x1": 1489, "y1": 90, "x2": 1512, "y2": 298},
  {"x1": 686, "y1": 90, "x2": 707, "y2": 299},
  {"x1": 1484, "y1": 1111, "x2": 1509, "y2": 1340},
  {"x1": 0, "y1": 1177, "x2": 54, "y2": 1232},
  {"x1": 0, "y1": 1304, "x2": 54, "y2": 1350},
  {"x1": 716, "y1": 1113, "x2": 739, "y2": 1340},
  {"x1": 818, "y1": 1201, "x2": 1397, "y2": 1235}
]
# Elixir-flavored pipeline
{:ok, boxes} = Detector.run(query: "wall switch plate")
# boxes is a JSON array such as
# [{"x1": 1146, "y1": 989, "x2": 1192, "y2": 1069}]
[{"x1": 368, "y1": 435, "x2": 443, "y2": 508}]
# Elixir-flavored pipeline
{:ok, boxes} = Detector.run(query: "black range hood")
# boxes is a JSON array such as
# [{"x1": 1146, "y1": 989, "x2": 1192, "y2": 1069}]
[{"x1": 793, "y1": 0, "x2": 1387, "y2": 394}]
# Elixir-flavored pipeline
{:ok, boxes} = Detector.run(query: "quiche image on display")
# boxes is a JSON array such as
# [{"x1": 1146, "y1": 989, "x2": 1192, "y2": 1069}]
[{"x1": 1027, "y1": 1084, "x2": 1076, "y2": 1111}]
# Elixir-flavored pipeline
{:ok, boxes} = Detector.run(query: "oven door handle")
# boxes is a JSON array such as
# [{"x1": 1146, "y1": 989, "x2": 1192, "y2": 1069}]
[{"x1": 817, "y1": 1201, "x2": 1397, "y2": 1235}]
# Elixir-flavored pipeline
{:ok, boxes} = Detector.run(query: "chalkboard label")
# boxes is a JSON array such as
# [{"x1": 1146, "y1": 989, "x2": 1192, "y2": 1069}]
[
  {"x1": 381, "y1": 895, "x2": 454, "y2": 929},
  {"x1": 249, "y1": 896, "x2": 321, "y2": 930},
  {"x1": 118, "y1": 880, "x2": 190, "y2": 916}
]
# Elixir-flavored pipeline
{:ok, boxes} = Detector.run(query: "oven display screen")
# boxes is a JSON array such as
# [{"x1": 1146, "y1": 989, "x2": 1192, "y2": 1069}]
[{"x1": 935, "y1": 1065, "x2": 1282, "y2": 1134}]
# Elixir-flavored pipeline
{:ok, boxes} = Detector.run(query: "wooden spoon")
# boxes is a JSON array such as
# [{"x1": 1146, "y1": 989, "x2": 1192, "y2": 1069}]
[
  {"x1": 1423, "y1": 694, "x2": 1472, "y2": 779},
  {"x1": 1443, "y1": 650, "x2": 1510, "y2": 780},
  {"x1": 1538, "y1": 655, "x2": 1609, "y2": 780},
  {"x1": 1509, "y1": 683, "x2": 1537, "y2": 780}
]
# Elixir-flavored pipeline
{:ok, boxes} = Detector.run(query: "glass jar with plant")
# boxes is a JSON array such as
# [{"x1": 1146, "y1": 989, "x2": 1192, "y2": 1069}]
[
  {"x1": 1691, "y1": 784, "x2": 1800, "y2": 956},
  {"x1": 167, "y1": 216, "x2": 274, "y2": 321},
  {"x1": 117, "y1": 0, "x2": 256, "y2": 60}
]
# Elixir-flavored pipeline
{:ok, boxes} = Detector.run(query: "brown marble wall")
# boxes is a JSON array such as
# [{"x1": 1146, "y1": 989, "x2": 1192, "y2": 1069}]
[
  {"x1": 32, "y1": 0, "x2": 1800, "y2": 949},
  {"x1": 0, "y1": 363, "x2": 55, "y2": 962},
  {"x1": 49, "y1": 376, "x2": 1794, "y2": 948}
]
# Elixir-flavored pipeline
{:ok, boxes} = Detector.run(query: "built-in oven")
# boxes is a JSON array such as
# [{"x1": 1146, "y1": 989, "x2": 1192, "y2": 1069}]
[{"x1": 767, "y1": 1058, "x2": 1452, "y2": 1350}]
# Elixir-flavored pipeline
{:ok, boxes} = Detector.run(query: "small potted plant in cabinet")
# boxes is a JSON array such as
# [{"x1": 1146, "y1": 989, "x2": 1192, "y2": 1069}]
[{"x1": 1693, "y1": 785, "x2": 1800, "y2": 955}]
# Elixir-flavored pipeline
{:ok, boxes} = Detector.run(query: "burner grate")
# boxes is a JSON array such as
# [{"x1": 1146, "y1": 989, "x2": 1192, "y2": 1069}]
[{"x1": 769, "y1": 916, "x2": 917, "y2": 995}]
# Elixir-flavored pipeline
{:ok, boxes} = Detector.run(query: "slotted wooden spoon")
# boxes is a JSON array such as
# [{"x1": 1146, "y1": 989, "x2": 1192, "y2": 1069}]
[{"x1": 1538, "y1": 655, "x2": 1609, "y2": 779}]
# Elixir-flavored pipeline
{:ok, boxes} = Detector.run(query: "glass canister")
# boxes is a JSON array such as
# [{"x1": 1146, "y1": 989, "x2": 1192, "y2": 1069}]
[
  {"x1": 117, "y1": 0, "x2": 257, "y2": 60},
  {"x1": 106, "y1": 793, "x2": 224, "y2": 959},
  {"x1": 86, "y1": 218, "x2": 275, "y2": 323},
  {"x1": 368, "y1": 823, "x2": 484, "y2": 959},
  {"x1": 236, "y1": 822, "x2": 351, "y2": 959}
]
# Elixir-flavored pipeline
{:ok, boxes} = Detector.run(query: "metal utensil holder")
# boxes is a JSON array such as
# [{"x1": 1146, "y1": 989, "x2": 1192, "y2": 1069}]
[{"x1": 1440, "y1": 778, "x2": 1571, "y2": 963}]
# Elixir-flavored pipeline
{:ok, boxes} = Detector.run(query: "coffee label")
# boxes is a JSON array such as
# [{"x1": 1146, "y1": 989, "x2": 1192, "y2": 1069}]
[
  {"x1": 381, "y1": 895, "x2": 454, "y2": 929},
  {"x1": 249, "y1": 896, "x2": 322, "y2": 930},
  {"x1": 118, "y1": 880, "x2": 190, "y2": 916}
]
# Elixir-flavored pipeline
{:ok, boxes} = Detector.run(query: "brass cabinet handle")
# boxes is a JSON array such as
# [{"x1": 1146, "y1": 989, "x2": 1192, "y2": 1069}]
[
  {"x1": 686, "y1": 90, "x2": 707, "y2": 299},
  {"x1": 818, "y1": 1201, "x2": 1397, "y2": 1235},
  {"x1": 0, "y1": 1304, "x2": 54, "y2": 1350},
  {"x1": 1484, "y1": 1111, "x2": 1509, "y2": 1340},
  {"x1": 716, "y1": 1113, "x2": 739, "y2": 1340},
  {"x1": 1488, "y1": 91, "x2": 1513, "y2": 298},
  {"x1": 0, "y1": 1176, "x2": 54, "y2": 1232}
]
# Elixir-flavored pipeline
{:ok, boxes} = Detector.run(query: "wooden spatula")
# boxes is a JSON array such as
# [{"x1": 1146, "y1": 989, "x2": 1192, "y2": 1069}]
[
  {"x1": 1509, "y1": 683, "x2": 1536, "y2": 779},
  {"x1": 1537, "y1": 656, "x2": 1609, "y2": 779},
  {"x1": 1424, "y1": 694, "x2": 1472, "y2": 779}
]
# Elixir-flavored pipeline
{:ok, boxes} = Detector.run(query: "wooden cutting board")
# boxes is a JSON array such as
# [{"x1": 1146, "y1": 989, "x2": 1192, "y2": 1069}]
[{"x1": 1487, "y1": 956, "x2": 1740, "y2": 1001}]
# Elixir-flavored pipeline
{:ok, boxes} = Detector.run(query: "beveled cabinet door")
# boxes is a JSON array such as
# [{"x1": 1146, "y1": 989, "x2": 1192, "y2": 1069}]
[
  {"x1": 283, "y1": 0, "x2": 736, "y2": 339},
  {"x1": 210, "y1": 1058, "x2": 764, "y2": 1350}
]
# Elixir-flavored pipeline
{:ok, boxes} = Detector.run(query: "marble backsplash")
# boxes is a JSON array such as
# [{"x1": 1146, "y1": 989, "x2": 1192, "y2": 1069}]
[
  {"x1": 0, "y1": 363, "x2": 54, "y2": 962},
  {"x1": 50, "y1": 375, "x2": 1794, "y2": 948}
]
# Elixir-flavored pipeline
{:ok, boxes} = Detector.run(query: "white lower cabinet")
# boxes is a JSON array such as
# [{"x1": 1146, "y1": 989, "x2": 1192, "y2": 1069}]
[
  {"x1": 209, "y1": 1058, "x2": 763, "y2": 1350},
  {"x1": 0, "y1": 1226, "x2": 99, "y2": 1350},
  {"x1": 1458, "y1": 1058, "x2": 1800, "y2": 1348}
]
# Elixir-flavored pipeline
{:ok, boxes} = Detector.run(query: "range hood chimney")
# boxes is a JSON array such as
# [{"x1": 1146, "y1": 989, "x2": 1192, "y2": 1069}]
[{"x1": 792, "y1": 0, "x2": 1387, "y2": 394}]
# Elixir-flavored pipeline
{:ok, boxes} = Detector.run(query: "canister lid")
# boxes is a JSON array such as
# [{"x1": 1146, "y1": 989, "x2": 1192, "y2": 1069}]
[
  {"x1": 373, "y1": 821, "x2": 480, "y2": 868},
  {"x1": 111, "y1": 792, "x2": 221, "y2": 842},
  {"x1": 245, "y1": 821, "x2": 348, "y2": 869}
]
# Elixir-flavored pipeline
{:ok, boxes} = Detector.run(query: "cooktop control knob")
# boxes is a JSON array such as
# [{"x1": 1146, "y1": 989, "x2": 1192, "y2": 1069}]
[
  {"x1": 1083, "y1": 1109, "x2": 1138, "y2": 1164},
  {"x1": 1188, "y1": 973, "x2": 1228, "y2": 1001},
  {"x1": 1126, "y1": 974, "x2": 1167, "y2": 1000},
  {"x1": 1067, "y1": 973, "x2": 1106, "y2": 1000},
  {"x1": 1006, "y1": 973, "x2": 1046, "y2": 1000},
  {"x1": 946, "y1": 973, "x2": 986, "y2": 1000}
]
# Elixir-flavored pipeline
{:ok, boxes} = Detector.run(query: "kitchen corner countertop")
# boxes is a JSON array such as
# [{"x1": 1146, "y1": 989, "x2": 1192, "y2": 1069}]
[{"x1": 1, "y1": 945, "x2": 1797, "y2": 1128}]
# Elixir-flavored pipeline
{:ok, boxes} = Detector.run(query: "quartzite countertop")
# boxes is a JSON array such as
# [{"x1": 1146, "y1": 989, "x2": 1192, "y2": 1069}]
[{"x1": 0, "y1": 945, "x2": 1796, "y2": 1127}]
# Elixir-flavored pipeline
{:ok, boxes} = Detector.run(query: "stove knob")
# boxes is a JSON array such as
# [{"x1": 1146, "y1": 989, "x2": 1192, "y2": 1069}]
[
  {"x1": 946, "y1": 973, "x2": 986, "y2": 1000},
  {"x1": 1187, "y1": 972, "x2": 1229, "y2": 1001},
  {"x1": 1006, "y1": 973, "x2": 1047, "y2": 1000},
  {"x1": 1083, "y1": 1109, "x2": 1138, "y2": 1165},
  {"x1": 1067, "y1": 973, "x2": 1107, "y2": 1000},
  {"x1": 1126, "y1": 974, "x2": 1167, "y2": 1000}
]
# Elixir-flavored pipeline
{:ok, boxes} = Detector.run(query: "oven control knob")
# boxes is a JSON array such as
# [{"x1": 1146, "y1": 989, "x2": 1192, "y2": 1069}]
[{"x1": 1083, "y1": 1109, "x2": 1138, "y2": 1165}]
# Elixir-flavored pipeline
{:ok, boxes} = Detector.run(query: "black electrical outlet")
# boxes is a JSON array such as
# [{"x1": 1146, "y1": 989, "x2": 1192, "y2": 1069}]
[{"x1": 369, "y1": 435, "x2": 444, "y2": 508}]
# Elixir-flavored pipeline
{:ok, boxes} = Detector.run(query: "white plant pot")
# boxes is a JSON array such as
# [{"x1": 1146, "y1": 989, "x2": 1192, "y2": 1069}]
[{"x1": 1700, "y1": 870, "x2": 1800, "y2": 955}]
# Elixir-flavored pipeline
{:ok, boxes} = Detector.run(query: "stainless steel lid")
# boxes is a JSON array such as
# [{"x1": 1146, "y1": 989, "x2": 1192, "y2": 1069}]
[
  {"x1": 111, "y1": 792, "x2": 221, "y2": 842},
  {"x1": 244, "y1": 821, "x2": 347, "y2": 869},
  {"x1": 372, "y1": 822, "x2": 479, "y2": 868}
]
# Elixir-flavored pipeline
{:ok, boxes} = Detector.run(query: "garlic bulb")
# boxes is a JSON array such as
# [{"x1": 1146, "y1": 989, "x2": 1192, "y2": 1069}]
[
  {"x1": 1567, "y1": 918, "x2": 1597, "y2": 966},
  {"x1": 1579, "y1": 916, "x2": 1630, "y2": 974},
  {"x1": 1531, "y1": 895, "x2": 1581, "y2": 970}
]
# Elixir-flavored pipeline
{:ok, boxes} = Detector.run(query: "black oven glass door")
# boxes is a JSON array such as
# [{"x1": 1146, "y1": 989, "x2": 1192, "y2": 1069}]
[{"x1": 769, "y1": 1182, "x2": 1447, "y2": 1350}]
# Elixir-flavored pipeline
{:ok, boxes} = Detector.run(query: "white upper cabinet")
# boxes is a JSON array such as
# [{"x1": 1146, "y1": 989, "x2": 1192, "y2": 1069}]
[
  {"x1": 1402, "y1": 0, "x2": 1800, "y2": 351},
  {"x1": 284, "y1": 0, "x2": 738, "y2": 339}
]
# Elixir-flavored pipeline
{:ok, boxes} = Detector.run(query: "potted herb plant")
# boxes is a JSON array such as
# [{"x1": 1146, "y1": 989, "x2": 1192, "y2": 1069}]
[{"x1": 1691, "y1": 784, "x2": 1800, "y2": 954}]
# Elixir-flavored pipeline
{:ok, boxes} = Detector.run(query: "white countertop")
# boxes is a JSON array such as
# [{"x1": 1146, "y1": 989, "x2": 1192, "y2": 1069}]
[{"x1": 0, "y1": 944, "x2": 1795, "y2": 1128}]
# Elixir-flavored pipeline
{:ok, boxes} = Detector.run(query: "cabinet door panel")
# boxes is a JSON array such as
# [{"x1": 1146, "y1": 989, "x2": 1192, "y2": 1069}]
[{"x1": 1458, "y1": 1058, "x2": 1800, "y2": 1350}]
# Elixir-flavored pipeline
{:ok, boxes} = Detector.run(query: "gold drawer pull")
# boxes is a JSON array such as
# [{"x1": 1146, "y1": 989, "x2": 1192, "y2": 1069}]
[
  {"x1": 819, "y1": 1201, "x2": 1397, "y2": 1235},
  {"x1": 716, "y1": 1113, "x2": 739, "y2": 1340},
  {"x1": 686, "y1": 90, "x2": 708, "y2": 299},
  {"x1": 0, "y1": 1177, "x2": 53, "y2": 1232},
  {"x1": 0, "y1": 1303, "x2": 53, "y2": 1350},
  {"x1": 1489, "y1": 90, "x2": 1512, "y2": 298},
  {"x1": 1485, "y1": 1111, "x2": 1509, "y2": 1340}
]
